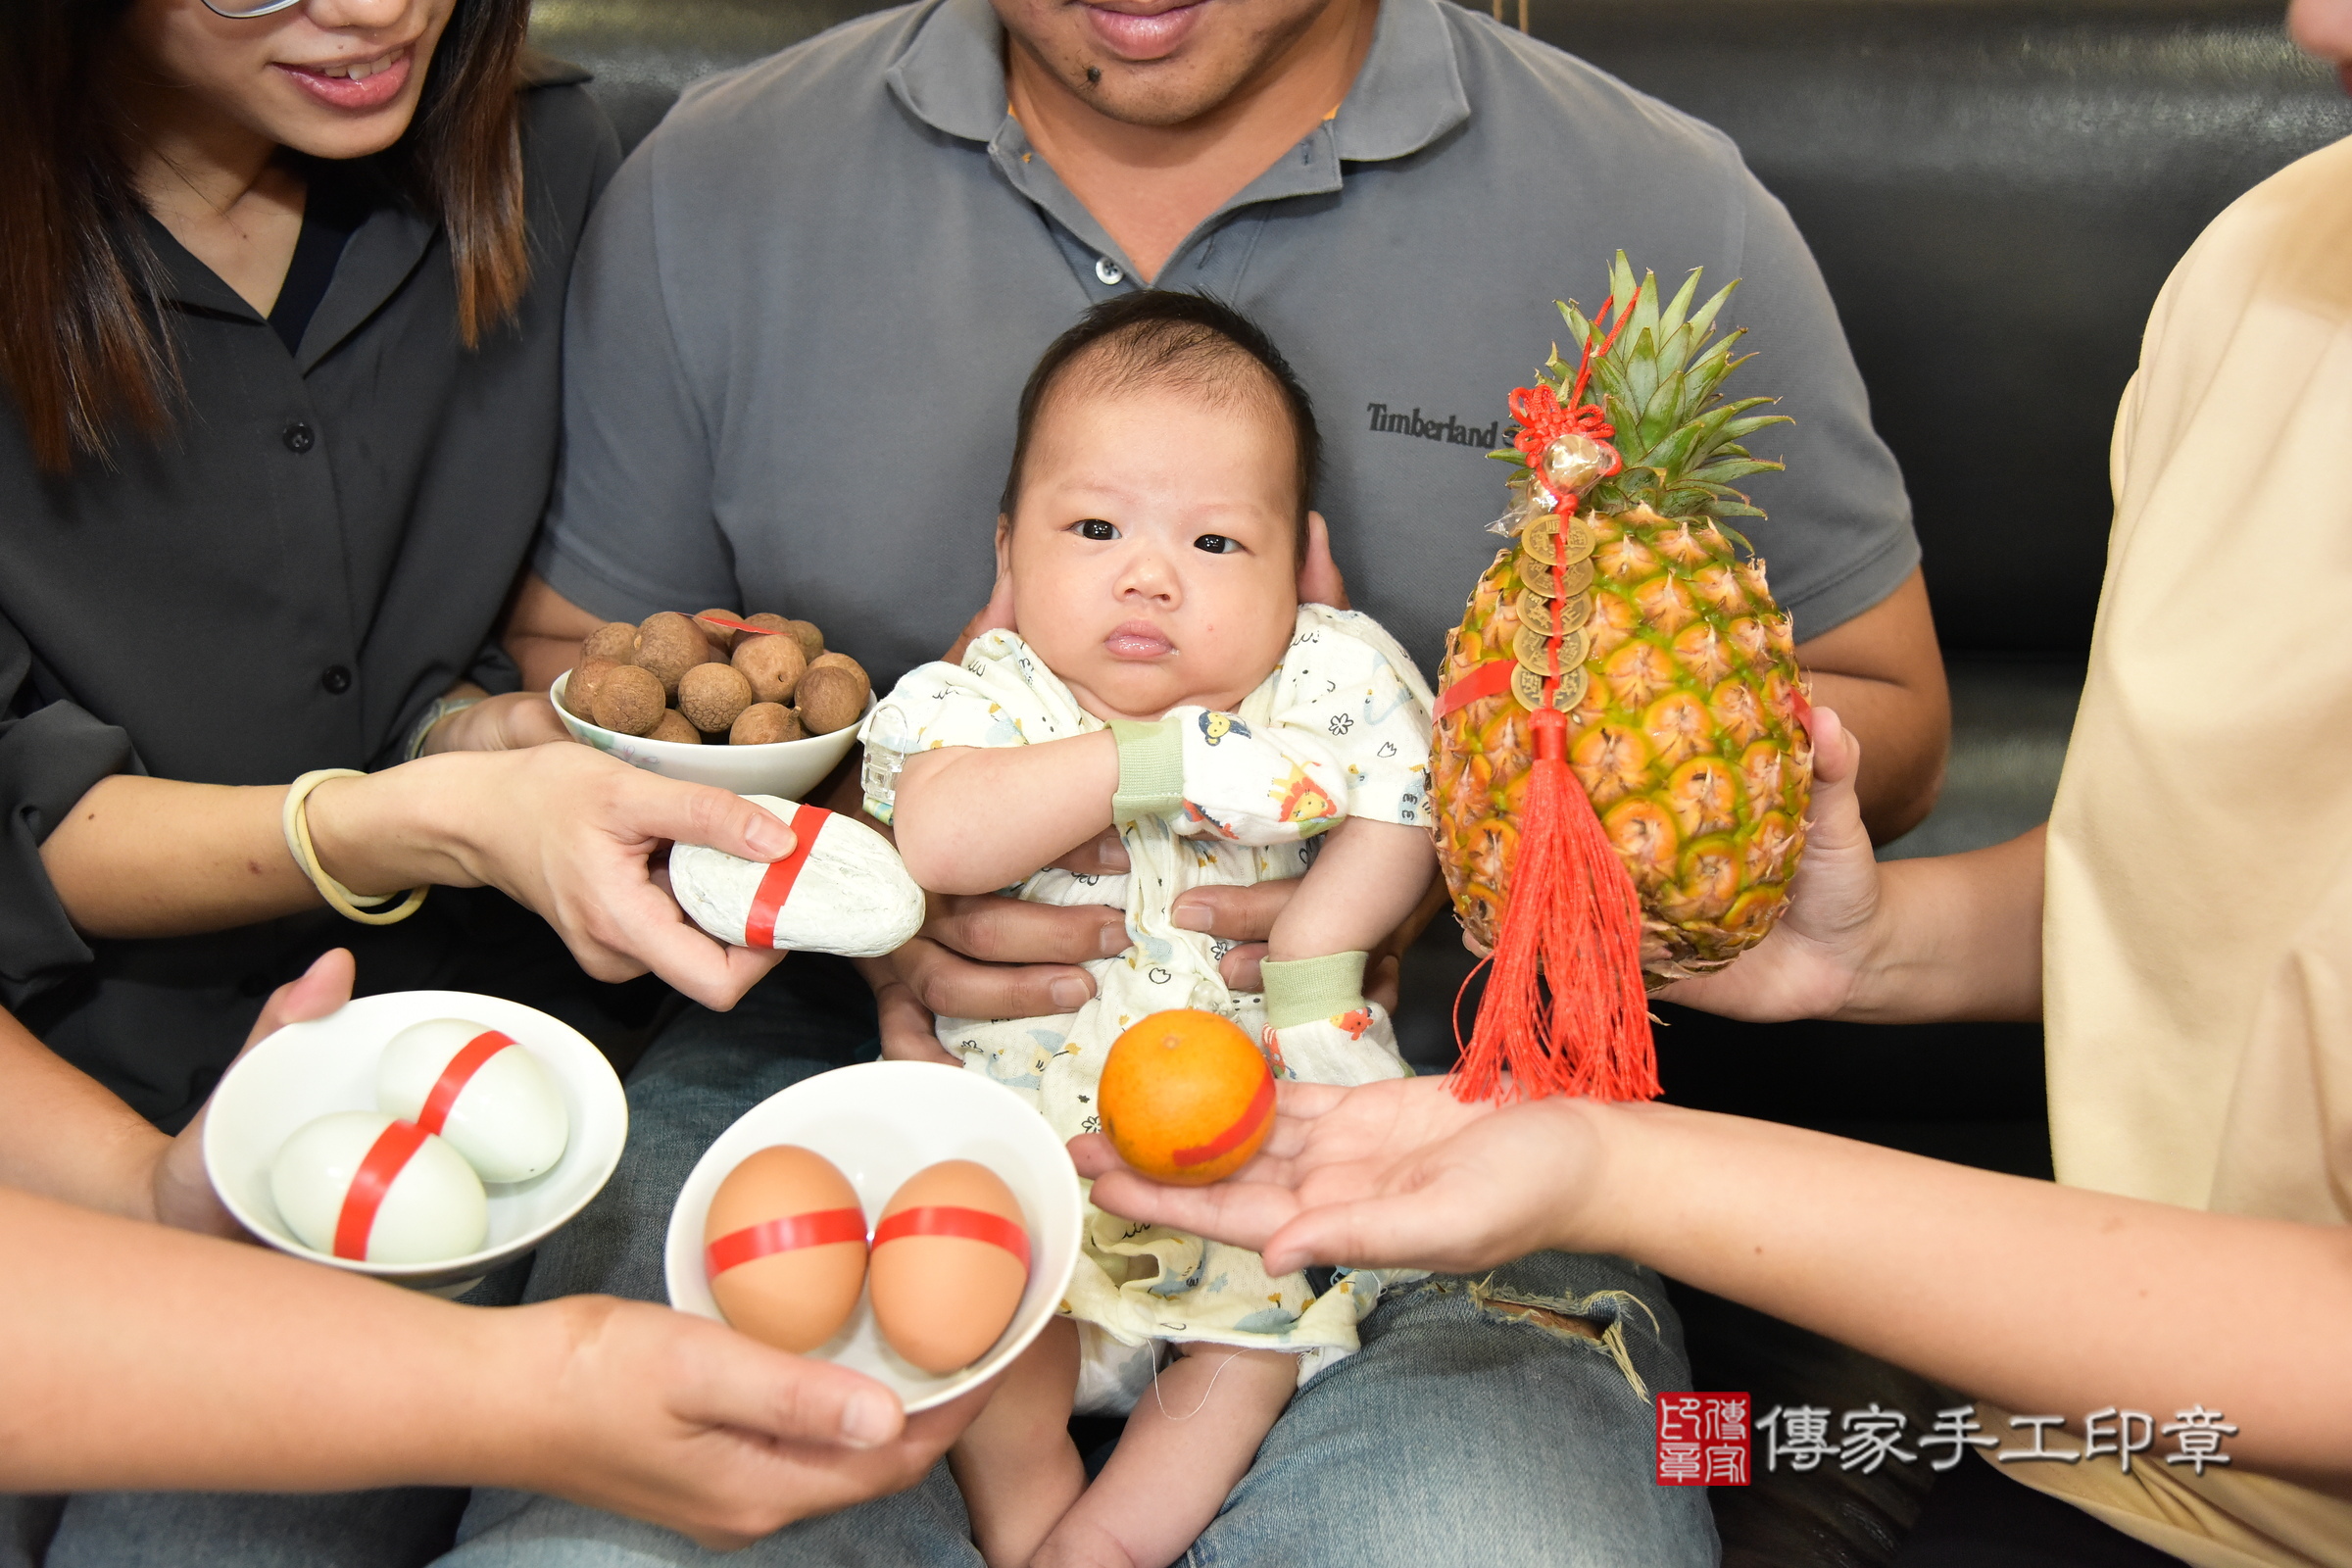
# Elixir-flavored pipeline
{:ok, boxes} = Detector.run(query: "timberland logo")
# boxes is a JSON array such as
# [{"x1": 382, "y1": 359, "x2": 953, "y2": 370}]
[{"x1": 1366, "y1": 403, "x2": 1500, "y2": 449}]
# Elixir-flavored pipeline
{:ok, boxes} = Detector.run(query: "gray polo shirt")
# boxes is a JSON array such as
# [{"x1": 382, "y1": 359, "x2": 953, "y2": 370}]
[{"x1": 539, "y1": 0, "x2": 1916, "y2": 698}]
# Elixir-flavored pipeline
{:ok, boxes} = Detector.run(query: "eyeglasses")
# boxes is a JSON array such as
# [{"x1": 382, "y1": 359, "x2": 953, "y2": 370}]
[{"x1": 200, "y1": 0, "x2": 310, "y2": 17}]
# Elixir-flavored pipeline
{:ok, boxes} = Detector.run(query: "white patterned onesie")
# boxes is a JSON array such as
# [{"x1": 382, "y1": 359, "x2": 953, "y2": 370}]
[{"x1": 859, "y1": 604, "x2": 1435, "y2": 1412}]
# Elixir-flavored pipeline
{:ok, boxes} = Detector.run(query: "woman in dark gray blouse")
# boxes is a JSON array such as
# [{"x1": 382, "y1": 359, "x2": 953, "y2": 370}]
[{"x1": 0, "y1": 0, "x2": 792, "y2": 1141}]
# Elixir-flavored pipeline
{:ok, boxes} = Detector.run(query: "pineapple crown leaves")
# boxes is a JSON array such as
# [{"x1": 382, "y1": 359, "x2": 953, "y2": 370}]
[{"x1": 1490, "y1": 253, "x2": 1792, "y2": 520}]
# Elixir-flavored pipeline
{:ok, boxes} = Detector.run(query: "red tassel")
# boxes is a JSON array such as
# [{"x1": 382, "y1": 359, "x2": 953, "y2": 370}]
[{"x1": 1450, "y1": 709, "x2": 1658, "y2": 1105}]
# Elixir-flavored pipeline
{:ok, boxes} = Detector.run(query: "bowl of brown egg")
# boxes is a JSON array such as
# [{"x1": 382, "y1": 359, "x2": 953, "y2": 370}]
[{"x1": 552, "y1": 611, "x2": 873, "y2": 799}]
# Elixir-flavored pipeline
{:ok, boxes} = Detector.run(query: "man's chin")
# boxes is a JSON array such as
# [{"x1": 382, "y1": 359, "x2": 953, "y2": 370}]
[{"x1": 1061, "y1": 60, "x2": 1254, "y2": 127}]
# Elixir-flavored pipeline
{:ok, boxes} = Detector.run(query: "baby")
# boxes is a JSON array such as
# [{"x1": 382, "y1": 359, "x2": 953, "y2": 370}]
[{"x1": 860, "y1": 293, "x2": 1435, "y2": 1568}]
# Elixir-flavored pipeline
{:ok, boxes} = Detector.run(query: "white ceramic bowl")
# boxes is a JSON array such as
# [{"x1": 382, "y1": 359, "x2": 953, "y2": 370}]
[
  {"x1": 204, "y1": 991, "x2": 627, "y2": 1295},
  {"x1": 665, "y1": 1061, "x2": 1082, "y2": 1412},
  {"x1": 552, "y1": 669, "x2": 870, "y2": 799}
]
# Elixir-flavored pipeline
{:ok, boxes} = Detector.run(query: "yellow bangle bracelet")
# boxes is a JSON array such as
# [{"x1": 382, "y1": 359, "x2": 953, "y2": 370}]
[{"x1": 281, "y1": 768, "x2": 428, "y2": 926}]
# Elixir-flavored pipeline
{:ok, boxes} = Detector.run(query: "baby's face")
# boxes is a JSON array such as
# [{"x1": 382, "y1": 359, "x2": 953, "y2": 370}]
[{"x1": 999, "y1": 382, "x2": 1303, "y2": 722}]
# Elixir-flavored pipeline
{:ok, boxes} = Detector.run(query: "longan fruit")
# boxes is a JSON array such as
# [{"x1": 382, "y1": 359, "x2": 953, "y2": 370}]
[
  {"x1": 590, "y1": 663, "x2": 665, "y2": 736},
  {"x1": 808, "y1": 652, "x2": 866, "y2": 684},
  {"x1": 795, "y1": 665, "x2": 867, "y2": 735},
  {"x1": 561, "y1": 656, "x2": 620, "y2": 719},
  {"x1": 692, "y1": 609, "x2": 745, "y2": 652},
  {"x1": 678, "y1": 662, "x2": 755, "y2": 734},
  {"x1": 743, "y1": 612, "x2": 793, "y2": 640},
  {"x1": 785, "y1": 619, "x2": 824, "y2": 661},
  {"x1": 649, "y1": 709, "x2": 700, "y2": 745},
  {"x1": 730, "y1": 703, "x2": 803, "y2": 746},
  {"x1": 582, "y1": 621, "x2": 638, "y2": 663},
  {"x1": 733, "y1": 632, "x2": 807, "y2": 705},
  {"x1": 635, "y1": 612, "x2": 709, "y2": 698}
]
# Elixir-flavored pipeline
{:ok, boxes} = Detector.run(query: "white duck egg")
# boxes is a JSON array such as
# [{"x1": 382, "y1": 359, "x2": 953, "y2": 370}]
[
  {"x1": 376, "y1": 1018, "x2": 569, "y2": 1185},
  {"x1": 269, "y1": 1110, "x2": 488, "y2": 1265}
]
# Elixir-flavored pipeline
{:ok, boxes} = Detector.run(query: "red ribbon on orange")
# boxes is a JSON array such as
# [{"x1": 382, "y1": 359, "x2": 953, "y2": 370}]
[
  {"x1": 706, "y1": 1207, "x2": 868, "y2": 1278},
  {"x1": 870, "y1": 1205, "x2": 1030, "y2": 1272},
  {"x1": 1171, "y1": 1067, "x2": 1274, "y2": 1169}
]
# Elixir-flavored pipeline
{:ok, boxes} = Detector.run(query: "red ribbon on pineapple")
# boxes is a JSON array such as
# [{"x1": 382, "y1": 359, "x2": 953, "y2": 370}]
[{"x1": 1446, "y1": 287, "x2": 1659, "y2": 1106}]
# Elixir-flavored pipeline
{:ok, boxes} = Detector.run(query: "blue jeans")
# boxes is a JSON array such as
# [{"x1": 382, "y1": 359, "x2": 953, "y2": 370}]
[{"x1": 441, "y1": 979, "x2": 1718, "y2": 1566}]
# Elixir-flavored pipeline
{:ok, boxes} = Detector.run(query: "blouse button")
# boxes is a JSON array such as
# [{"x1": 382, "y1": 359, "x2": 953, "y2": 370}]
[
  {"x1": 282, "y1": 420, "x2": 316, "y2": 454},
  {"x1": 1095, "y1": 258, "x2": 1124, "y2": 286},
  {"x1": 320, "y1": 665, "x2": 353, "y2": 695}
]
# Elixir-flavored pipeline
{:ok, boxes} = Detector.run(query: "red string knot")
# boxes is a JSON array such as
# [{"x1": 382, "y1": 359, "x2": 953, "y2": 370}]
[{"x1": 1531, "y1": 707, "x2": 1567, "y2": 761}]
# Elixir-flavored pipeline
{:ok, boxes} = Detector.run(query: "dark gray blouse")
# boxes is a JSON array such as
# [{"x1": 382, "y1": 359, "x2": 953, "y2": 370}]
[{"x1": 0, "y1": 71, "x2": 622, "y2": 1128}]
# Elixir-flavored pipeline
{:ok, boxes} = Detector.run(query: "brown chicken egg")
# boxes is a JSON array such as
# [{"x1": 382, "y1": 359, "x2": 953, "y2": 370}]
[
  {"x1": 704, "y1": 1146, "x2": 868, "y2": 1353},
  {"x1": 869, "y1": 1159, "x2": 1030, "y2": 1374}
]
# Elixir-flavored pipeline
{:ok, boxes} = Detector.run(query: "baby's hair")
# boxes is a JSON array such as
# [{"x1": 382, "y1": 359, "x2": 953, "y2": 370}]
[{"x1": 1000, "y1": 291, "x2": 1323, "y2": 546}]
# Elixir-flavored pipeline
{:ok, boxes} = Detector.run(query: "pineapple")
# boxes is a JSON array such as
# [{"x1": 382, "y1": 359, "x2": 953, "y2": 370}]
[{"x1": 1434, "y1": 255, "x2": 1813, "y2": 984}]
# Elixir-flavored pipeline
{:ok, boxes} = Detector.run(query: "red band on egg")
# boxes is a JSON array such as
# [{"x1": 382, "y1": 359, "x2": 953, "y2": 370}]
[
  {"x1": 333, "y1": 1119, "x2": 430, "y2": 1260},
  {"x1": 705, "y1": 1206, "x2": 867, "y2": 1278},
  {"x1": 870, "y1": 1205, "x2": 1030, "y2": 1273},
  {"x1": 416, "y1": 1029, "x2": 514, "y2": 1136},
  {"x1": 1172, "y1": 1067, "x2": 1275, "y2": 1168},
  {"x1": 743, "y1": 803, "x2": 829, "y2": 949}
]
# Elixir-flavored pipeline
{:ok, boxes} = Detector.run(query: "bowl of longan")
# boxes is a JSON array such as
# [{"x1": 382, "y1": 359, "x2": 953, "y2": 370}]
[{"x1": 552, "y1": 610, "x2": 874, "y2": 799}]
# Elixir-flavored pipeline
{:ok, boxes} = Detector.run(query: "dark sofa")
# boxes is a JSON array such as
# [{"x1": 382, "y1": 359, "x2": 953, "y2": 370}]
[{"x1": 525, "y1": 1, "x2": 2352, "y2": 1558}]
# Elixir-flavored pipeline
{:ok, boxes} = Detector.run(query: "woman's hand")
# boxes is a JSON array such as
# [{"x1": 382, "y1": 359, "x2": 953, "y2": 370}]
[
  {"x1": 1655, "y1": 705, "x2": 1886, "y2": 1021},
  {"x1": 311, "y1": 746, "x2": 795, "y2": 1011},
  {"x1": 1070, "y1": 1076, "x2": 1616, "y2": 1276},
  {"x1": 152, "y1": 949, "x2": 359, "y2": 1238}
]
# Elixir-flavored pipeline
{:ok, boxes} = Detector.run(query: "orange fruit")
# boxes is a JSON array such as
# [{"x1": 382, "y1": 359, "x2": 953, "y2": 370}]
[{"x1": 1098, "y1": 1009, "x2": 1276, "y2": 1186}]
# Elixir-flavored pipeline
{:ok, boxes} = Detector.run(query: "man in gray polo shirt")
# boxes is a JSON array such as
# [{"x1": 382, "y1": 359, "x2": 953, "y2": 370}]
[{"x1": 467, "y1": 0, "x2": 1945, "y2": 1559}]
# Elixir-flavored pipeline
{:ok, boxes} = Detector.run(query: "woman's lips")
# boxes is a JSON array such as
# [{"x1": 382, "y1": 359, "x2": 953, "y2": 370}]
[
  {"x1": 1080, "y1": 0, "x2": 1209, "y2": 61},
  {"x1": 275, "y1": 47, "x2": 414, "y2": 112},
  {"x1": 1103, "y1": 622, "x2": 1175, "y2": 660}
]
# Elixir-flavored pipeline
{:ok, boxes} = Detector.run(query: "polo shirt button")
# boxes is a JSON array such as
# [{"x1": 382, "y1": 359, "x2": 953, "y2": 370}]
[
  {"x1": 1095, "y1": 257, "x2": 1124, "y2": 286},
  {"x1": 283, "y1": 420, "x2": 316, "y2": 454},
  {"x1": 320, "y1": 665, "x2": 352, "y2": 695}
]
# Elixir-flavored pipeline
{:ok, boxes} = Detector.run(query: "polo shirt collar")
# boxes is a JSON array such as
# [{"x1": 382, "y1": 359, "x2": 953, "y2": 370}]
[{"x1": 884, "y1": 0, "x2": 1471, "y2": 166}]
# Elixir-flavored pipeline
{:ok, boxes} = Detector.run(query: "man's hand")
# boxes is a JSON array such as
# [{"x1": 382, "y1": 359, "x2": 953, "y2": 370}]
[
  {"x1": 862, "y1": 891, "x2": 1131, "y2": 1062},
  {"x1": 1070, "y1": 1075, "x2": 1609, "y2": 1277},
  {"x1": 512, "y1": 1297, "x2": 994, "y2": 1549},
  {"x1": 154, "y1": 949, "x2": 360, "y2": 1238},
  {"x1": 424, "y1": 690, "x2": 571, "y2": 755}
]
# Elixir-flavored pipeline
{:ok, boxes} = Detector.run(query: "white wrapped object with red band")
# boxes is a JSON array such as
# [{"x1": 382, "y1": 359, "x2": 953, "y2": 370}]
[
  {"x1": 669, "y1": 796, "x2": 924, "y2": 956},
  {"x1": 269, "y1": 1110, "x2": 487, "y2": 1265},
  {"x1": 377, "y1": 1019, "x2": 569, "y2": 1185}
]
